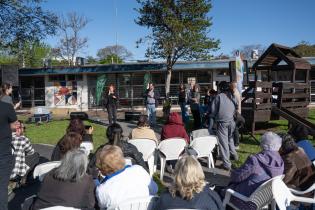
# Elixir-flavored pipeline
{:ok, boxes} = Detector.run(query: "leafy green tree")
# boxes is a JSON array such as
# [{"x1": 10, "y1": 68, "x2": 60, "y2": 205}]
[
  {"x1": 86, "y1": 56, "x2": 98, "y2": 64},
  {"x1": 0, "y1": 50, "x2": 18, "y2": 65},
  {"x1": 135, "y1": 0, "x2": 219, "y2": 97},
  {"x1": 97, "y1": 45, "x2": 132, "y2": 63},
  {"x1": 0, "y1": 0, "x2": 58, "y2": 48},
  {"x1": 293, "y1": 41, "x2": 315, "y2": 57},
  {"x1": 23, "y1": 41, "x2": 51, "y2": 67},
  {"x1": 99, "y1": 54, "x2": 123, "y2": 64}
]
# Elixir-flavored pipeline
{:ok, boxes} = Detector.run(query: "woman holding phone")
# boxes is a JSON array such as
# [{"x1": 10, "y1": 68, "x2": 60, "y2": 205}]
[
  {"x1": 103, "y1": 84, "x2": 118, "y2": 125},
  {"x1": 0, "y1": 83, "x2": 21, "y2": 110}
]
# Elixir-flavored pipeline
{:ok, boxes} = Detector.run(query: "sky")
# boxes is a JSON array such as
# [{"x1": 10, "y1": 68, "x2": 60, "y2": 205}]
[{"x1": 43, "y1": 0, "x2": 315, "y2": 60}]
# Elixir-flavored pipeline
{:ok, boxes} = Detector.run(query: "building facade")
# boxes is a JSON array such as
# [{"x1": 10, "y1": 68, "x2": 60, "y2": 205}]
[{"x1": 6, "y1": 57, "x2": 315, "y2": 111}]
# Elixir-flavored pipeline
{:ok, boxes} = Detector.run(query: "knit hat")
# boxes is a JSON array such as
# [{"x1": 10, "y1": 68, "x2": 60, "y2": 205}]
[{"x1": 260, "y1": 132, "x2": 282, "y2": 151}]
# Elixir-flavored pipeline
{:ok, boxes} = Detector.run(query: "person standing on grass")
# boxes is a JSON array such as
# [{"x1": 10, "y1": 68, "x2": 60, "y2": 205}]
[
  {"x1": 0, "y1": 83, "x2": 21, "y2": 110},
  {"x1": 144, "y1": 83, "x2": 160, "y2": 127},
  {"x1": 189, "y1": 84, "x2": 201, "y2": 129},
  {"x1": 178, "y1": 83, "x2": 189, "y2": 125},
  {"x1": 230, "y1": 81, "x2": 243, "y2": 149},
  {"x1": 0, "y1": 100, "x2": 17, "y2": 210},
  {"x1": 210, "y1": 81, "x2": 238, "y2": 170},
  {"x1": 103, "y1": 84, "x2": 118, "y2": 125}
]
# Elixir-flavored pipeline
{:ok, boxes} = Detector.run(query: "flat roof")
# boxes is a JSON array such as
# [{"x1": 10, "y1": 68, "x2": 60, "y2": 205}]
[{"x1": 18, "y1": 57, "x2": 315, "y2": 76}]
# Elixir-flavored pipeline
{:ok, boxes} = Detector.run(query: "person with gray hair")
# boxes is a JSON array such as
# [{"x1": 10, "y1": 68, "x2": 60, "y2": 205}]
[
  {"x1": 32, "y1": 149, "x2": 95, "y2": 209},
  {"x1": 227, "y1": 132, "x2": 284, "y2": 209}
]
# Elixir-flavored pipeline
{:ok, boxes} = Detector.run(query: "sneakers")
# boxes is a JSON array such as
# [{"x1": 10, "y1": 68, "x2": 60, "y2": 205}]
[{"x1": 235, "y1": 146, "x2": 240, "y2": 150}]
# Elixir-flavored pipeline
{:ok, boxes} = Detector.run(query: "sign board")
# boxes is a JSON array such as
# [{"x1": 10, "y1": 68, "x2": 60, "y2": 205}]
[{"x1": 1, "y1": 65, "x2": 19, "y2": 86}]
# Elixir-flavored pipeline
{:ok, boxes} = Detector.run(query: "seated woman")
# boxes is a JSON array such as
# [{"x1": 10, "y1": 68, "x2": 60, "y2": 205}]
[
  {"x1": 229, "y1": 132, "x2": 284, "y2": 197},
  {"x1": 129, "y1": 115, "x2": 158, "y2": 142},
  {"x1": 88, "y1": 123, "x2": 148, "y2": 178},
  {"x1": 280, "y1": 134, "x2": 315, "y2": 191},
  {"x1": 96, "y1": 145, "x2": 158, "y2": 209},
  {"x1": 51, "y1": 132, "x2": 82, "y2": 161},
  {"x1": 11, "y1": 121, "x2": 39, "y2": 185},
  {"x1": 66, "y1": 118, "x2": 94, "y2": 143},
  {"x1": 290, "y1": 124, "x2": 315, "y2": 162},
  {"x1": 157, "y1": 155, "x2": 223, "y2": 210},
  {"x1": 32, "y1": 149, "x2": 95, "y2": 209},
  {"x1": 161, "y1": 112, "x2": 189, "y2": 143}
]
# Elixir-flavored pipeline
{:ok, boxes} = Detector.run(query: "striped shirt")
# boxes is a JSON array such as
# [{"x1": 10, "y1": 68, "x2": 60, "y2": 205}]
[{"x1": 10, "y1": 133, "x2": 35, "y2": 179}]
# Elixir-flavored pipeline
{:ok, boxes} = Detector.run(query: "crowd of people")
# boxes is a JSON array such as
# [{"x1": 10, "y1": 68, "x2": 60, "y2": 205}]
[{"x1": 1, "y1": 81, "x2": 315, "y2": 210}]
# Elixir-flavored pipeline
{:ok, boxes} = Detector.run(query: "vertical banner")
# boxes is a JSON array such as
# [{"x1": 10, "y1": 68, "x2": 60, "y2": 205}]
[
  {"x1": 143, "y1": 72, "x2": 151, "y2": 92},
  {"x1": 96, "y1": 74, "x2": 107, "y2": 106},
  {"x1": 235, "y1": 50, "x2": 244, "y2": 93}
]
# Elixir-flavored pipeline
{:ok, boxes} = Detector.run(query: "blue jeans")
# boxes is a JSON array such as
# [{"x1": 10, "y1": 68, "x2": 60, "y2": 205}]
[
  {"x1": 147, "y1": 104, "x2": 156, "y2": 127},
  {"x1": 179, "y1": 102, "x2": 189, "y2": 124}
]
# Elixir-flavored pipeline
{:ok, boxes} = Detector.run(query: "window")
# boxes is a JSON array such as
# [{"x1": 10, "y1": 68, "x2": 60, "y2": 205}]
[
  {"x1": 217, "y1": 69, "x2": 229, "y2": 76},
  {"x1": 132, "y1": 73, "x2": 145, "y2": 85},
  {"x1": 67, "y1": 74, "x2": 83, "y2": 81},
  {"x1": 197, "y1": 70, "x2": 212, "y2": 83},
  {"x1": 49, "y1": 75, "x2": 66, "y2": 82},
  {"x1": 151, "y1": 72, "x2": 165, "y2": 84}
]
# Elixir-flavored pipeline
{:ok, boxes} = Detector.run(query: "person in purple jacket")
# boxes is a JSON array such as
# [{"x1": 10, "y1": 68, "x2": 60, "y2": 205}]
[{"x1": 229, "y1": 132, "x2": 284, "y2": 197}]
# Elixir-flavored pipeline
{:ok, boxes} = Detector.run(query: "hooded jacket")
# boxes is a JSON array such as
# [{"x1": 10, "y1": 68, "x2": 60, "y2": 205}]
[
  {"x1": 230, "y1": 150, "x2": 284, "y2": 197},
  {"x1": 161, "y1": 112, "x2": 189, "y2": 143}
]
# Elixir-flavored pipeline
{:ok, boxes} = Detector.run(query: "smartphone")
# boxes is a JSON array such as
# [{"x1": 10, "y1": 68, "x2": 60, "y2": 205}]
[{"x1": 85, "y1": 125, "x2": 92, "y2": 130}]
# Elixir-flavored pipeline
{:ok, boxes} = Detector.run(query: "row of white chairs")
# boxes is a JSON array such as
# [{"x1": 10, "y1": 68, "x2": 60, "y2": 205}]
[
  {"x1": 22, "y1": 176, "x2": 315, "y2": 210},
  {"x1": 128, "y1": 135, "x2": 218, "y2": 180},
  {"x1": 32, "y1": 135, "x2": 218, "y2": 182}
]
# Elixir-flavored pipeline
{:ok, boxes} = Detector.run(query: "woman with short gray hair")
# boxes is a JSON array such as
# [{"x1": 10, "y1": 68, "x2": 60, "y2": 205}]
[{"x1": 32, "y1": 149, "x2": 95, "y2": 209}]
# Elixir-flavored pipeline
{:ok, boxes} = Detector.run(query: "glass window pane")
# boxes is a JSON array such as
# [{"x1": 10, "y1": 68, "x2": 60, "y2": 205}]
[
  {"x1": 151, "y1": 72, "x2": 165, "y2": 84},
  {"x1": 197, "y1": 71, "x2": 212, "y2": 83},
  {"x1": 132, "y1": 73, "x2": 145, "y2": 85}
]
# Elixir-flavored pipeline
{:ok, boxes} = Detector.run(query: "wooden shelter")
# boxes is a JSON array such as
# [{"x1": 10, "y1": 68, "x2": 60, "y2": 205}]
[{"x1": 242, "y1": 43, "x2": 311, "y2": 133}]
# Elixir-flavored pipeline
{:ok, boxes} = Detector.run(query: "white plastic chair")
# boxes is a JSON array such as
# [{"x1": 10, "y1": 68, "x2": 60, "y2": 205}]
[
  {"x1": 125, "y1": 157, "x2": 133, "y2": 166},
  {"x1": 189, "y1": 135, "x2": 218, "y2": 168},
  {"x1": 272, "y1": 178, "x2": 315, "y2": 210},
  {"x1": 190, "y1": 128, "x2": 211, "y2": 140},
  {"x1": 107, "y1": 196, "x2": 158, "y2": 210},
  {"x1": 128, "y1": 139, "x2": 158, "y2": 176},
  {"x1": 80, "y1": 142, "x2": 94, "y2": 155},
  {"x1": 158, "y1": 138, "x2": 187, "y2": 180},
  {"x1": 33, "y1": 161, "x2": 61, "y2": 181},
  {"x1": 223, "y1": 175, "x2": 284, "y2": 210}
]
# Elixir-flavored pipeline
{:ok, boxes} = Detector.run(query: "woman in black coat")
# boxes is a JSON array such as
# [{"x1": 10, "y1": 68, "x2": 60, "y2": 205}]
[
  {"x1": 88, "y1": 123, "x2": 148, "y2": 178},
  {"x1": 103, "y1": 84, "x2": 118, "y2": 125}
]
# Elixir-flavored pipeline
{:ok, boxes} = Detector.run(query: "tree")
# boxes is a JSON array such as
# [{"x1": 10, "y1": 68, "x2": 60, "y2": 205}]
[
  {"x1": 231, "y1": 44, "x2": 266, "y2": 60},
  {"x1": 135, "y1": 0, "x2": 219, "y2": 97},
  {"x1": 0, "y1": 0, "x2": 58, "y2": 51},
  {"x1": 86, "y1": 56, "x2": 98, "y2": 64},
  {"x1": 293, "y1": 41, "x2": 315, "y2": 57},
  {"x1": 0, "y1": 48, "x2": 18, "y2": 65},
  {"x1": 97, "y1": 45, "x2": 133, "y2": 63},
  {"x1": 99, "y1": 54, "x2": 123, "y2": 64},
  {"x1": 21, "y1": 41, "x2": 51, "y2": 67},
  {"x1": 55, "y1": 12, "x2": 89, "y2": 66}
]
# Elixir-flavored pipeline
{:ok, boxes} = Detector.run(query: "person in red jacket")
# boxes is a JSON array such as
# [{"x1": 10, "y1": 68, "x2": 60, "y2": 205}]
[{"x1": 161, "y1": 112, "x2": 190, "y2": 143}]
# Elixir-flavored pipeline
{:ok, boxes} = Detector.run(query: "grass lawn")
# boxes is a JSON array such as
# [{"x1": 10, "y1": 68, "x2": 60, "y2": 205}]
[
  {"x1": 18, "y1": 115, "x2": 107, "y2": 151},
  {"x1": 19, "y1": 109, "x2": 315, "y2": 167}
]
